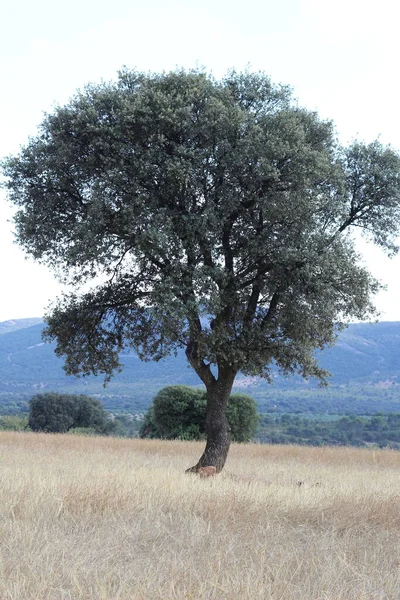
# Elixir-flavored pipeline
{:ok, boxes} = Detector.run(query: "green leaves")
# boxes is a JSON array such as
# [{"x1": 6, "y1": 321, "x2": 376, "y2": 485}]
[{"x1": 342, "y1": 141, "x2": 400, "y2": 254}]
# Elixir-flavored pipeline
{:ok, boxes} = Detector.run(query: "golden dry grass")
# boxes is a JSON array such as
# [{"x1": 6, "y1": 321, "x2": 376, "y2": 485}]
[{"x1": 1, "y1": 432, "x2": 400, "y2": 599}]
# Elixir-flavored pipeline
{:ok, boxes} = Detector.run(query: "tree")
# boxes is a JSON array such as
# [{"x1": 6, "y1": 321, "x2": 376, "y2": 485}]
[
  {"x1": 28, "y1": 392, "x2": 114, "y2": 434},
  {"x1": 140, "y1": 386, "x2": 259, "y2": 442},
  {"x1": 3, "y1": 69, "x2": 400, "y2": 472}
]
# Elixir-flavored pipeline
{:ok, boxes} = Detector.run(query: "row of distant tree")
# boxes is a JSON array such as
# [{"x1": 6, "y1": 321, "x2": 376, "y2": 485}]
[
  {"x1": 0, "y1": 388, "x2": 259, "y2": 442},
  {"x1": 2, "y1": 383, "x2": 400, "y2": 418},
  {"x1": 257, "y1": 413, "x2": 400, "y2": 448},
  {"x1": 2, "y1": 390, "x2": 400, "y2": 449}
]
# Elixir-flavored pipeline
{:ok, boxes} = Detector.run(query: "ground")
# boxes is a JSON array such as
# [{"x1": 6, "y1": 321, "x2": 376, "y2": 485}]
[{"x1": 1, "y1": 432, "x2": 399, "y2": 599}]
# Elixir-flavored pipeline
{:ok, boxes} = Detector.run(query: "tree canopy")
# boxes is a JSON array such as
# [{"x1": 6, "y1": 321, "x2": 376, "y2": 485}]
[{"x1": 3, "y1": 69, "x2": 400, "y2": 471}]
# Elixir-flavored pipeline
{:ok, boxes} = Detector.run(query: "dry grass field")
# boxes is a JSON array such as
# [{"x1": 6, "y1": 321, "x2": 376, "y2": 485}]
[{"x1": 0, "y1": 432, "x2": 400, "y2": 599}]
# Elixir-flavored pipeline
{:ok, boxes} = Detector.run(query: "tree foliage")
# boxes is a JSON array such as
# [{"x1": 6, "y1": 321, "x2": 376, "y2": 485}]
[
  {"x1": 140, "y1": 385, "x2": 259, "y2": 442},
  {"x1": 28, "y1": 392, "x2": 114, "y2": 434},
  {"x1": 4, "y1": 69, "x2": 400, "y2": 384}
]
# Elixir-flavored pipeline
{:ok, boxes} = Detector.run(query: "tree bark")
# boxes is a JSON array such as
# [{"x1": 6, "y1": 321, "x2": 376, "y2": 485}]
[{"x1": 187, "y1": 367, "x2": 236, "y2": 474}]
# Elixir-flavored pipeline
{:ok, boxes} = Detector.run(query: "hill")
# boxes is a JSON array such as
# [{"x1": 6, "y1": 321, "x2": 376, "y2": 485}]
[{"x1": 1, "y1": 319, "x2": 400, "y2": 414}]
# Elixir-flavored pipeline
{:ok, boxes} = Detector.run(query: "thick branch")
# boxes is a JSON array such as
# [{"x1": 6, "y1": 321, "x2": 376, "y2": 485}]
[
  {"x1": 185, "y1": 330, "x2": 216, "y2": 388},
  {"x1": 243, "y1": 280, "x2": 262, "y2": 327},
  {"x1": 261, "y1": 291, "x2": 280, "y2": 327}
]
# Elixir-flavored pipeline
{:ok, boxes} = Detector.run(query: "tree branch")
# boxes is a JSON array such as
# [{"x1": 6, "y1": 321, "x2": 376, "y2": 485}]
[{"x1": 261, "y1": 291, "x2": 280, "y2": 327}]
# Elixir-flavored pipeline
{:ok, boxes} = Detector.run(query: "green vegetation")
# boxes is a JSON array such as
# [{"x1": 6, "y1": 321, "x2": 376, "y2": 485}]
[
  {"x1": 4, "y1": 70, "x2": 400, "y2": 472},
  {"x1": 28, "y1": 393, "x2": 115, "y2": 434},
  {"x1": 110, "y1": 414, "x2": 144, "y2": 438},
  {"x1": 252, "y1": 385, "x2": 400, "y2": 416},
  {"x1": 257, "y1": 413, "x2": 400, "y2": 448},
  {"x1": 225, "y1": 393, "x2": 260, "y2": 442},
  {"x1": 140, "y1": 386, "x2": 259, "y2": 442},
  {"x1": 0, "y1": 414, "x2": 29, "y2": 431},
  {"x1": 144, "y1": 386, "x2": 207, "y2": 441},
  {"x1": 2, "y1": 385, "x2": 400, "y2": 449}
]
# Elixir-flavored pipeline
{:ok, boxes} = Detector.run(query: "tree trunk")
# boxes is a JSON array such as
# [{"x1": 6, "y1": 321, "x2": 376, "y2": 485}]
[{"x1": 187, "y1": 368, "x2": 236, "y2": 474}]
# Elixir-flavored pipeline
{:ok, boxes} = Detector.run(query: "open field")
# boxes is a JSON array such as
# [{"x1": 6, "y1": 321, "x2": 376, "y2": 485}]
[{"x1": 0, "y1": 433, "x2": 400, "y2": 599}]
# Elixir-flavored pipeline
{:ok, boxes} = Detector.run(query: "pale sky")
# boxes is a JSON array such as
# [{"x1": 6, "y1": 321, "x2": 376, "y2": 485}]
[{"x1": 1, "y1": 0, "x2": 400, "y2": 322}]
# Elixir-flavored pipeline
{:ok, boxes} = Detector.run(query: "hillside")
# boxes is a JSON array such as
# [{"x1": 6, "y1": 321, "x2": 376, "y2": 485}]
[{"x1": 1, "y1": 319, "x2": 400, "y2": 414}]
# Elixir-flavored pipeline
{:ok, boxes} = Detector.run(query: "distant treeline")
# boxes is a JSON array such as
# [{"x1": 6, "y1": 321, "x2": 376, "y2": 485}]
[
  {"x1": 253, "y1": 385, "x2": 400, "y2": 415},
  {"x1": 3, "y1": 383, "x2": 400, "y2": 417},
  {"x1": 257, "y1": 413, "x2": 400, "y2": 448},
  {"x1": 3, "y1": 410, "x2": 400, "y2": 450}
]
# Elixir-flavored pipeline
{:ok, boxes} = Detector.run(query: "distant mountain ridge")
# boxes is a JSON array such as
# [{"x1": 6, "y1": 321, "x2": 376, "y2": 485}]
[
  {"x1": 1, "y1": 319, "x2": 400, "y2": 414},
  {"x1": 0, "y1": 318, "x2": 43, "y2": 335}
]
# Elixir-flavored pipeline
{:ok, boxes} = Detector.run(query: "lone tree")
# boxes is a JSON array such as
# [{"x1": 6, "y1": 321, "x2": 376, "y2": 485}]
[{"x1": 3, "y1": 69, "x2": 400, "y2": 472}]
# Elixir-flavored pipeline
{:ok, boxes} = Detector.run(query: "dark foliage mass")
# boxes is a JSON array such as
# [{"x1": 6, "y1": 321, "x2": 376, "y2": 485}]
[
  {"x1": 28, "y1": 392, "x2": 115, "y2": 434},
  {"x1": 5, "y1": 70, "x2": 400, "y2": 385},
  {"x1": 140, "y1": 386, "x2": 259, "y2": 442}
]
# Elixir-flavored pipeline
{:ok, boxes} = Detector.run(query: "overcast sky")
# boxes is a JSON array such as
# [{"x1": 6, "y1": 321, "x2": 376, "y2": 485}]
[{"x1": 1, "y1": 0, "x2": 400, "y2": 322}]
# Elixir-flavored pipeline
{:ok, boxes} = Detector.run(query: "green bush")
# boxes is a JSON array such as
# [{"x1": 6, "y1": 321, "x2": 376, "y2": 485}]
[
  {"x1": 28, "y1": 392, "x2": 115, "y2": 434},
  {"x1": 0, "y1": 415, "x2": 29, "y2": 431},
  {"x1": 140, "y1": 386, "x2": 259, "y2": 442}
]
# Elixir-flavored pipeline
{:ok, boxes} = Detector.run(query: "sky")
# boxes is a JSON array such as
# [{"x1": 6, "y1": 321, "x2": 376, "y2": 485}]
[{"x1": 1, "y1": 0, "x2": 400, "y2": 322}]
